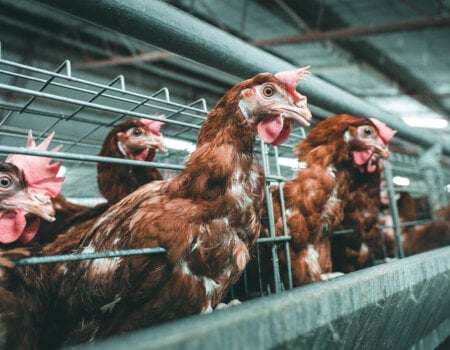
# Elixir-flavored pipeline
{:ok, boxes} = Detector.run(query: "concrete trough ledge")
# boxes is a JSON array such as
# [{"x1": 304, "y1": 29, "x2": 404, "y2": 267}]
[{"x1": 71, "y1": 246, "x2": 450, "y2": 350}]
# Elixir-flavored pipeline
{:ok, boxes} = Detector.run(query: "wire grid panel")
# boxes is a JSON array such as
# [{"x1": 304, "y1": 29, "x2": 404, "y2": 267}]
[
  {"x1": 2, "y1": 46, "x2": 446, "y2": 301},
  {"x1": 388, "y1": 152, "x2": 436, "y2": 218},
  {"x1": 0, "y1": 48, "x2": 306, "y2": 174},
  {"x1": 233, "y1": 151, "x2": 450, "y2": 299},
  {"x1": 378, "y1": 152, "x2": 447, "y2": 260},
  {"x1": 0, "y1": 52, "x2": 206, "y2": 154},
  {"x1": 0, "y1": 47, "x2": 210, "y2": 196},
  {"x1": 0, "y1": 48, "x2": 305, "y2": 294}
]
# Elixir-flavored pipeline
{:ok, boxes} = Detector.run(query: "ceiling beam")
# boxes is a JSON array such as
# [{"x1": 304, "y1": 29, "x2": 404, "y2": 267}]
[
  {"x1": 74, "y1": 51, "x2": 174, "y2": 69},
  {"x1": 251, "y1": 15, "x2": 450, "y2": 46}
]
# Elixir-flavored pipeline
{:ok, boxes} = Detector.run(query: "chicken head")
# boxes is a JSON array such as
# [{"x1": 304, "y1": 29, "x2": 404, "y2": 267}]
[
  {"x1": 238, "y1": 67, "x2": 312, "y2": 146},
  {"x1": 0, "y1": 131, "x2": 64, "y2": 244},
  {"x1": 115, "y1": 117, "x2": 167, "y2": 161},
  {"x1": 346, "y1": 118, "x2": 395, "y2": 173}
]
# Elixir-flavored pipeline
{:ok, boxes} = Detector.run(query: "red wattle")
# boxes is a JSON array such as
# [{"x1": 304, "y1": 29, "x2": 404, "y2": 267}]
[{"x1": 257, "y1": 117, "x2": 291, "y2": 146}]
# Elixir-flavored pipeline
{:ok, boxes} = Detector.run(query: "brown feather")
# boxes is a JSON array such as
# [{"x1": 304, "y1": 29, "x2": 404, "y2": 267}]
[
  {"x1": 0, "y1": 119, "x2": 166, "y2": 349},
  {"x1": 51, "y1": 71, "x2": 311, "y2": 345},
  {"x1": 261, "y1": 115, "x2": 390, "y2": 287}
]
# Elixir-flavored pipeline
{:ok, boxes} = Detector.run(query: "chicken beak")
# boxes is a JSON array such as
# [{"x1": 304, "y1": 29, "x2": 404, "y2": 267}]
[
  {"x1": 298, "y1": 105, "x2": 312, "y2": 125},
  {"x1": 277, "y1": 104, "x2": 312, "y2": 127},
  {"x1": 294, "y1": 94, "x2": 313, "y2": 126},
  {"x1": 372, "y1": 142, "x2": 390, "y2": 159},
  {"x1": 146, "y1": 135, "x2": 168, "y2": 153},
  {"x1": 3, "y1": 192, "x2": 56, "y2": 222},
  {"x1": 289, "y1": 98, "x2": 313, "y2": 127}
]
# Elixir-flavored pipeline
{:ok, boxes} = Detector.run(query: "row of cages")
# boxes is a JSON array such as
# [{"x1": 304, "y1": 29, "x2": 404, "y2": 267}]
[{"x1": 1, "y1": 47, "x2": 449, "y2": 303}]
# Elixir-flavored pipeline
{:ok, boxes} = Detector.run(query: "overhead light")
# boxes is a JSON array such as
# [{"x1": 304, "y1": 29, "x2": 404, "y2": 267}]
[
  {"x1": 278, "y1": 157, "x2": 297, "y2": 168},
  {"x1": 446, "y1": 184, "x2": 450, "y2": 193},
  {"x1": 393, "y1": 176, "x2": 410, "y2": 186},
  {"x1": 278, "y1": 157, "x2": 303, "y2": 169},
  {"x1": 402, "y1": 117, "x2": 448, "y2": 129},
  {"x1": 164, "y1": 137, "x2": 196, "y2": 153}
]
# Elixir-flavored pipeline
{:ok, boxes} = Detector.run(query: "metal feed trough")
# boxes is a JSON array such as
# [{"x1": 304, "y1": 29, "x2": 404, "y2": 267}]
[{"x1": 0, "y1": 0, "x2": 449, "y2": 348}]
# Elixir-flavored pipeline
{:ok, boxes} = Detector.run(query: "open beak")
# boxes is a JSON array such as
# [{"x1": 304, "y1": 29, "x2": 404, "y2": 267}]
[{"x1": 3, "y1": 192, "x2": 56, "y2": 222}]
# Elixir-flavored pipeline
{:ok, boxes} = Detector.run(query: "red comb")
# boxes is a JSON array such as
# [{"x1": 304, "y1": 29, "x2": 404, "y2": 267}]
[
  {"x1": 6, "y1": 130, "x2": 64, "y2": 198},
  {"x1": 140, "y1": 115, "x2": 166, "y2": 136},
  {"x1": 275, "y1": 66, "x2": 311, "y2": 103},
  {"x1": 369, "y1": 118, "x2": 397, "y2": 144}
]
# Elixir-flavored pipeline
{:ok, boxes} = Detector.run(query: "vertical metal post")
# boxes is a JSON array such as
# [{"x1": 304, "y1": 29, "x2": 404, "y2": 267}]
[
  {"x1": 273, "y1": 147, "x2": 293, "y2": 290},
  {"x1": 419, "y1": 143, "x2": 446, "y2": 214},
  {"x1": 260, "y1": 139, "x2": 282, "y2": 293},
  {"x1": 383, "y1": 160, "x2": 405, "y2": 258}
]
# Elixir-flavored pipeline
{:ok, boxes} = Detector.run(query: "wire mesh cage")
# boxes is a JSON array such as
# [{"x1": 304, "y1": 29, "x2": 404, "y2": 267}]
[
  {"x1": 1, "y1": 41, "x2": 449, "y2": 286},
  {"x1": 1, "y1": 40, "x2": 449, "y2": 349}
]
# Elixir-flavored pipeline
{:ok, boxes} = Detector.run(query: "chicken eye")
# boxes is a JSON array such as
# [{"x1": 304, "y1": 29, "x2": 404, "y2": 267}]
[
  {"x1": 132, "y1": 128, "x2": 143, "y2": 137},
  {"x1": 363, "y1": 127, "x2": 372, "y2": 136},
  {"x1": 0, "y1": 177, "x2": 11, "y2": 188},
  {"x1": 263, "y1": 85, "x2": 274, "y2": 97}
]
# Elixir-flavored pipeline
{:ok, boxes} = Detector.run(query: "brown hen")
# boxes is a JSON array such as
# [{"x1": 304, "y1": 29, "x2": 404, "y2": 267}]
[
  {"x1": 266, "y1": 115, "x2": 392, "y2": 287},
  {"x1": 0, "y1": 132, "x2": 64, "y2": 350},
  {"x1": 331, "y1": 120, "x2": 396, "y2": 272},
  {"x1": 52, "y1": 68, "x2": 312, "y2": 346},
  {"x1": 37, "y1": 118, "x2": 167, "y2": 244}
]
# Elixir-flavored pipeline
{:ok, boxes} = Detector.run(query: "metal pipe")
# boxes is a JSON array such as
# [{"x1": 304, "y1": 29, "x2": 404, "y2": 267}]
[
  {"x1": 13, "y1": 247, "x2": 167, "y2": 266},
  {"x1": 33, "y1": 0, "x2": 450, "y2": 156},
  {"x1": 0, "y1": 145, "x2": 185, "y2": 170},
  {"x1": 0, "y1": 145, "x2": 288, "y2": 183}
]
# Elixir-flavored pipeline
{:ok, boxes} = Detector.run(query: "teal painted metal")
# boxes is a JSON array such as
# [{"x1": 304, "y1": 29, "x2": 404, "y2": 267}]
[
  {"x1": 70, "y1": 247, "x2": 450, "y2": 350},
  {"x1": 34, "y1": 0, "x2": 450, "y2": 156}
]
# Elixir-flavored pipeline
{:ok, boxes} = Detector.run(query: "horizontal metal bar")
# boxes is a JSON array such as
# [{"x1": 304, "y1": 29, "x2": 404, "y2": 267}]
[
  {"x1": 380, "y1": 219, "x2": 434, "y2": 229},
  {"x1": 332, "y1": 228, "x2": 354, "y2": 235},
  {"x1": 70, "y1": 246, "x2": 450, "y2": 350},
  {"x1": 0, "y1": 83, "x2": 201, "y2": 130},
  {"x1": 256, "y1": 236, "x2": 291, "y2": 244},
  {"x1": 379, "y1": 188, "x2": 439, "y2": 195},
  {"x1": 33, "y1": 0, "x2": 450, "y2": 156},
  {"x1": 0, "y1": 146, "x2": 289, "y2": 182},
  {"x1": 12, "y1": 247, "x2": 167, "y2": 267},
  {"x1": 0, "y1": 101, "x2": 112, "y2": 138},
  {"x1": 0, "y1": 145, "x2": 185, "y2": 170}
]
